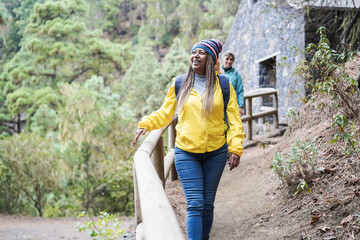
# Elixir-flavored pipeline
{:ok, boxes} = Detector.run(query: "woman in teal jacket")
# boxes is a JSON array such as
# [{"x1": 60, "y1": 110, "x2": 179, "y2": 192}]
[{"x1": 221, "y1": 51, "x2": 245, "y2": 116}]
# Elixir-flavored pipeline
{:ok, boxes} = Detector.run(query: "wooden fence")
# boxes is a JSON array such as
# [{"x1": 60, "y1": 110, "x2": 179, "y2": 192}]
[
  {"x1": 133, "y1": 120, "x2": 185, "y2": 240},
  {"x1": 241, "y1": 87, "x2": 279, "y2": 140}
]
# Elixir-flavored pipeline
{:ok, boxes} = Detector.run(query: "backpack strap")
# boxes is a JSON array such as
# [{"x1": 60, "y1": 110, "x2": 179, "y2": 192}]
[
  {"x1": 217, "y1": 74, "x2": 230, "y2": 130},
  {"x1": 175, "y1": 74, "x2": 186, "y2": 98}
]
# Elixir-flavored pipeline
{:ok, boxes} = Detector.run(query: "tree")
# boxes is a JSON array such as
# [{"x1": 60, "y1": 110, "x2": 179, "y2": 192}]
[
  {"x1": 0, "y1": 0, "x2": 133, "y2": 135},
  {"x1": 118, "y1": 42, "x2": 166, "y2": 116},
  {"x1": 198, "y1": 0, "x2": 239, "y2": 42},
  {"x1": 0, "y1": 0, "x2": 38, "y2": 62},
  {"x1": 0, "y1": 133, "x2": 61, "y2": 216},
  {"x1": 58, "y1": 76, "x2": 135, "y2": 213},
  {"x1": 95, "y1": 0, "x2": 145, "y2": 40},
  {"x1": 144, "y1": 0, "x2": 180, "y2": 53},
  {"x1": 161, "y1": 37, "x2": 189, "y2": 83},
  {"x1": 176, "y1": 0, "x2": 206, "y2": 48}
]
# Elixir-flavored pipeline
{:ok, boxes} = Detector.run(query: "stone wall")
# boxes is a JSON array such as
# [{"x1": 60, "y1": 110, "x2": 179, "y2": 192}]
[{"x1": 222, "y1": 0, "x2": 306, "y2": 123}]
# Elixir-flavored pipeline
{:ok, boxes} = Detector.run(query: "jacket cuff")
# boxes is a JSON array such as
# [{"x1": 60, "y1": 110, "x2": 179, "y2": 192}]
[
  {"x1": 138, "y1": 121, "x2": 152, "y2": 132},
  {"x1": 228, "y1": 146, "x2": 243, "y2": 157}
]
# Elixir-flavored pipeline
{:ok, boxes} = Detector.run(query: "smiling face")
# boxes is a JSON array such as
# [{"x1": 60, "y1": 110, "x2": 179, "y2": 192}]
[
  {"x1": 223, "y1": 55, "x2": 234, "y2": 69},
  {"x1": 191, "y1": 48, "x2": 208, "y2": 75}
]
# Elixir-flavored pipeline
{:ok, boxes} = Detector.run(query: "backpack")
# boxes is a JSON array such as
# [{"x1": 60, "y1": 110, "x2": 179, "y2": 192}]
[{"x1": 174, "y1": 74, "x2": 230, "y2": 130}]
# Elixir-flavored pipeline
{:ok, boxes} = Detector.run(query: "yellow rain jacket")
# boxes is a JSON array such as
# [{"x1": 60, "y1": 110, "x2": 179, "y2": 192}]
[{"x1": 138, "y1": 76, "x2": 245, "y2": 156}]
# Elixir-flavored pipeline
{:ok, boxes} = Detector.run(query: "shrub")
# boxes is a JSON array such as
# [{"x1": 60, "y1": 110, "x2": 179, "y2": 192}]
[
  {"x1": 77, "y1": 211, "x2": 125, "y2": 239},
  {"x1": 272, "y1": 139, "x2": 318, "y2": 195},
  {"x1": 330, "y1": 114, "x2": 360, "y2": 160},
  {"x1": 0, "y1": 133, "x2": 61, "y2": 216}
]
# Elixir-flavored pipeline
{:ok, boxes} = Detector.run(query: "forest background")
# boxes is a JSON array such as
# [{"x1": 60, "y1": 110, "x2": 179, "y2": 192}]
[{"x1": 0, "y1": 0, "x2": 240, "y2": 218}]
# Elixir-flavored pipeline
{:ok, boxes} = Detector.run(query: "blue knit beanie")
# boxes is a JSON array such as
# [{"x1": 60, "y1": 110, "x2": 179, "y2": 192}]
[{"x1": 191, "y1": 39, "x2": 223, "y2": 64}]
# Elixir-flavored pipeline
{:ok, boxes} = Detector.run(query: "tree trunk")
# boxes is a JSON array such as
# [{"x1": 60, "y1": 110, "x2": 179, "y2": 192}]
[
  {"x1": 124, "y1": 0, "x2": 127, "y2": 21},
  {"x1": 155, "y1": 2, "x2": 161, "y2": 59},
  {"x1": 129, "y1": 0, "x2": 132, "y2": 26},
  {"x1": 82, "y1": 143, "x2": 91, "y2": 211},
  {"x1": 17, "y1": 114, "x2": 21, "y2": 133},
  {"x1": 35, "y1": 183, "x2": 43, "y2": 217}
]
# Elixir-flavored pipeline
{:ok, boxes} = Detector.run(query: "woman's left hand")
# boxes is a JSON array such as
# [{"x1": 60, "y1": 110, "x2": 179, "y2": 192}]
[
  {"x1": 133, "y1": 128, "x2": 147, "y2": 147},
  {"x1": 228, "y1": 152, "x2": 241, "y2": 171}
]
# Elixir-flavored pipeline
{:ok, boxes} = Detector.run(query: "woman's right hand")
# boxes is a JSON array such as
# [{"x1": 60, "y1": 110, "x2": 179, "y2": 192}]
[
  {"x1": 228, "y1": 152, "x2": 241, "y2": 171},
  {"x1": 133, "y1": 128, "x2": 147, "y2": 147}
]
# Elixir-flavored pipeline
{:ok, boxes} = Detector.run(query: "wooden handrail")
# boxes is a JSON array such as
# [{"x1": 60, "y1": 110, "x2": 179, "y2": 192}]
[
  {"x1": 241, "y1": 88, "x2": 279, "y2": 140},
  {"x1": 133, "y1": 121, "x2": 185, "y2": 240}
]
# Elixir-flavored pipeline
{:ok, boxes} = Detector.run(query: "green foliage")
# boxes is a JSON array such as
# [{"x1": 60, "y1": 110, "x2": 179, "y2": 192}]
[
  {"x1": 6, "y1": 87, "x2": 34, "y2": 115},
  {"x1": 177, "y1": 0, "x2": 205, "y2": 46},
  {"x1": 198, "y1": 0, "x2": 238, "y2": 42},
  {"x1": 77, "y1": 211, "x2": 125, "y2": 239},
  {"x1": 162, "y1": 38, "x2": 189, "y2": 80},
  {"x1": 286, "y1": 107, "x2": 298, "y2": 123},
  {"x1": 0, "y1": 133, "x2": 61, "y2": 216},
  {"x1": 330, "y1": 114, "x2": 360, "y2": 159},
  {"x1": 0, "y1": 0, "x2": 133, "y2": 135},
  {"x1": 294, "y1": 181, "x2": 312, "y2": 196},
  {"x1": 142, "y1": 0, "x2": 179, "y2": 47},
  {"x1": 103, "y1": 161, "x2": 134, "y2": 215},
  {"x1": 58, "y1": 76, "x2": 135, "y2": 214},
  {"x1": 30, "y1": 104, "x2": 58, "y2": 136},
  {"x1": 355, "y1": 212, "x2": 360, "y2": 229},
  {"x1": 272, "y1": 139, "x2": 318, "y2": 195},
  {"x1": 119, "y1": 43, "x2": 165, "y2": 116},
  {"x1": 96, "y1": 0, "x2": 145, "y2": 39},
  {"x1": 0, "y1": 0, "x2": 25, "y2": 54},
  {"x1": 293, "y1": 27, "x2": 359, "y2": 117},
  {"x1": 6, "y1": 86, "x2": 61, "y2": 132},
  {"x1": 294, "y1": 27, "x2": 360, "y2": 161},
  {"x1": 119, "y1": 37, "x2": 189, "y2": 117}
]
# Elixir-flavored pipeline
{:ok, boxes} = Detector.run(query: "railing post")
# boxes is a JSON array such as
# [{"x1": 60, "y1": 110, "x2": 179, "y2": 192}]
[
  {"x1": 261, "y1": 96, "x2": 265, "y2": 124},
  {"x1": 169, "y1": 162, "x2": 178, "y2": 181},
  {"x1": 151, "y1": 136, "x2": 165, "y2": 186},
  {"x1": 168, "y1": 121, "x2": 178, "y2": 181},
  {"x1": 168, "y1": 121, "x2": 176, "y2": 148},
  {"x1": 274, "y1": 92, "x2": 279, "y2": 128},
  {"x1": 133, "y1": 165, "x2": 142, "y2": 225},
  {"x1": 246, "y1": 97, "x2": 253, "y2": 140}
]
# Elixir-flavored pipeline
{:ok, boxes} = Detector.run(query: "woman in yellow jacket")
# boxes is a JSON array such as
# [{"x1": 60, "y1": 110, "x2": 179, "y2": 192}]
[{"x1": 133, "y1": 39, "x2": 245, "y2": 240}]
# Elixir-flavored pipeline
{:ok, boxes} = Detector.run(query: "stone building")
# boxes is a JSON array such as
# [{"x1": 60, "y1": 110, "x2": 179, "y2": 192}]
[{"x1": 223, "y1": 0, "x2": 359, "y2": 124}]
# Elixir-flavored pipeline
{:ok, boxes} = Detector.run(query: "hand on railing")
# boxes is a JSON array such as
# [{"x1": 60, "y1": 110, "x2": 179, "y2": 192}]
[
  {"x1": 228, "y1": 152, "x2": 241, "y2": 171},
  {"x1": 239, "y1": 107, "x2": 244, "y2": 117},
  {"x1": 133, "y1": 128, "x2": 147, "y2": 147}
]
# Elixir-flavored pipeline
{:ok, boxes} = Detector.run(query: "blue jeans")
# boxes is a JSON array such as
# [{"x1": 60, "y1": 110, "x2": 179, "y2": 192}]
[{"x1": 174, "y1": 144, "x2": 227, "y2": 240}]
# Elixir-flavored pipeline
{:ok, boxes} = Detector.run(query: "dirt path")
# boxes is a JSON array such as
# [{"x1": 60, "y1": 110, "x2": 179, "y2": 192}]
[
  {"x1": 0, "y1": 214, "x2": 133, "y2": 240},
  {"x1": 210, "y1": 137, "x2": 291, "y2": 240}
]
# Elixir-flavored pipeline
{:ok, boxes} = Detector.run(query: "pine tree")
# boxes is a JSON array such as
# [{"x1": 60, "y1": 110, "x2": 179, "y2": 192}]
[{"x1": 0, "y1": 0, "x2": 133, "y2": 134}]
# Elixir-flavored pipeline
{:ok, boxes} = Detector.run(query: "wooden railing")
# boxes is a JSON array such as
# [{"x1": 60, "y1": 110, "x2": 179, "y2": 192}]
[
  {"x1": 241, "y1": 88, "x2": 279, "y2": 140},
  {"x1": 133, "y1": 120, "x2": 185, "y2": 240}
]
